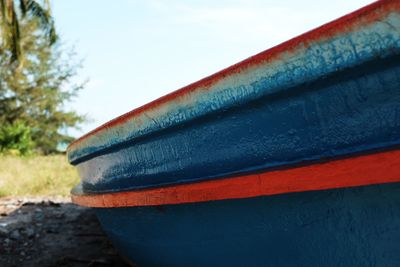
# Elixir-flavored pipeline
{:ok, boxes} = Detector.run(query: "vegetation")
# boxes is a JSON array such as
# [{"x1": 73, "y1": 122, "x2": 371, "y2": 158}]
[
  {"x1": 0, "y1": 0, "x2": 85, "y2": 154},
  {"x1": 0, "y1": 121, "x2": 33, "y2": 155},
  {"x1": 0, "y1": 154, "x2": 79, "y2": 197},
  {"x1": 0, "y1": 1, "x2": 82, "y2": 197},
  {"x1": 0, "y1": 0, "x2": 56, "y2": 62}
]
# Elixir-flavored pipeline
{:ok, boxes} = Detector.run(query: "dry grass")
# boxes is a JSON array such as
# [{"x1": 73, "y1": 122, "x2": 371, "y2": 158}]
[{"x1": 0, "y1": 155, "x2": 79, "y2": 197}]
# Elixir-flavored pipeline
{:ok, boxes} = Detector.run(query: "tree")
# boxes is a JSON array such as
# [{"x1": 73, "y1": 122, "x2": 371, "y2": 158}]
[
  {"x1": 0, "y1": 5, "x2": 85, "y2": 154},
  {"x1": 0, "y1": 0, "x2": 56, "y2": 62},
  {"x1": 0, "y1": 121, "x2": 33, "y2": 155}
]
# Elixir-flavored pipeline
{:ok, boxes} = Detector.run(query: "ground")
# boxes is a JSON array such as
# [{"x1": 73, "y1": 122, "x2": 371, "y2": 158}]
[{"x1": 0, "y1": 197, "x2": 132, "y2": 267}]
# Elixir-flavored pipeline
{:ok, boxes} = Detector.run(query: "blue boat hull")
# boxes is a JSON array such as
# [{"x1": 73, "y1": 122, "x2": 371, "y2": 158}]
[
  {"x1": 68, "y1": 2, "x2": 400, "y2": 266},
  {"x1": 96, "y1": 183, "x2": 400, "y2": 267},
  {"x1": 78, "y1": 55, "x2": 400, "y2": 193},
  {"x1": 67, "y1": 1, "x2": 400, "y2": 194}
]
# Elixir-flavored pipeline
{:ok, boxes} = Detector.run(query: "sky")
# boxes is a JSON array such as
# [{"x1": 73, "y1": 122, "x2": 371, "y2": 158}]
[{"x1": 52, "y1": 0, "x2": 376, "y2": 137}]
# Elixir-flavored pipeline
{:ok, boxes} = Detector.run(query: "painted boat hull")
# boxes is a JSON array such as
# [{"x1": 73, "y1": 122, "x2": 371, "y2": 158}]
[
  {"x1": 96, "y1": 183, "x2": 400, "y2": 267},
  {"x1": 76, "y1": 56, "x2": 400, "y2": 193},
  {"x1": 68, "y1": 1, "x2": 400, "y2": 266},
  {"x1": 68, "y1": 0, "x2": 400, "y2": 194}
]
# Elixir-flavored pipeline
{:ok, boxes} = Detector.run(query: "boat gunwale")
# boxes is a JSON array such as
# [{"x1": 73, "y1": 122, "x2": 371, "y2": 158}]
[
  {"x1": 67, "y1": 0, "x2": 400, "y2": 164},
  {"x1": 71, "y1": 148, "x2": 400, "y2": 208}
]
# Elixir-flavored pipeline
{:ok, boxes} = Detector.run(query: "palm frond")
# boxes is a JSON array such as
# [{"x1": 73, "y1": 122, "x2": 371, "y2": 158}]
[
  {"x1": 19, "y1": 0, "x2": 26, "y2": 15},
  {"x1": 20, "y1": 0, "x2": 57, "y2": 44},
  {"x1": 0, "y1": 0, "x2": 57, "y2": 62}
]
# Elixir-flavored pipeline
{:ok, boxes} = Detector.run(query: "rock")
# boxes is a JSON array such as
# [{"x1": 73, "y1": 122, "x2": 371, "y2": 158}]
[
  {"x1": 49, "y1": 201, "x2": 61, "y2": 207},
  {"x1": 25, "y1": 227, "x2": 35, "y2": 238},
  {"x1": 46, "y1": 228, "x2": 59, "y2": 234},
  {"x1": 34, "y1": 212, "x2": 44, "y2": 220},
  {"x1": 0, "y1": 197, "x2": 130, "y2": 267},
  {"x1": 54, "y1": 213, "x2": 65, "y2": 219},
  {"x1": 10, "y1": 230, "x2": 21, "y2": 240},
  {"x1": 0, "y1": 226, "x2": 8, "y2": 237}
]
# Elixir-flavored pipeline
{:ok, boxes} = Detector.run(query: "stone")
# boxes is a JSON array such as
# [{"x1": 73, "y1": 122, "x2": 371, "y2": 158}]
[
  {"x1": 10, "y1": 230, "x2": 21, "y2": 240},
  {"x1": 25, "y1": 228, "x2": 35, "y2": 238},
  {"x1": 0, "y1": 226, "x2": 8, "y2": 237}
]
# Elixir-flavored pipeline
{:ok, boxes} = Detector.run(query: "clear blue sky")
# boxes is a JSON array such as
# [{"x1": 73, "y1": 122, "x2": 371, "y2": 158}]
[{"x1": 52, "y1": 0, "x2": 375, "y2": 137}]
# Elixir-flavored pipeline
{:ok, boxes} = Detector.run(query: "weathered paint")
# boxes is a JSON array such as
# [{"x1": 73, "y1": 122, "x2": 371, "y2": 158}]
[
  {"x1": 75, "y1": 53, "x2": 400, "y2": 193},
  {"x1": 71, "y1": 148, "x2": 400, "y2": 207},
  {"x1": 69, "y1": 2, "x2": 400, "y2": 266},
  {"x1": 67, "y1": 1, "x2": 400, "y2": 194},
  {"x1": 95, "y1": 182, "x2": 400, "y2": 267},
  {"x1": 67, "y1": 0, "x2": 400, "y2": 164}
]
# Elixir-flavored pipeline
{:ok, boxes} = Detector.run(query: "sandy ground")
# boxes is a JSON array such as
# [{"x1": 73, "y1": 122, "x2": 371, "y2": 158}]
[{"x1": 0, "y1": 197, "x2": 132, "y2": 267}]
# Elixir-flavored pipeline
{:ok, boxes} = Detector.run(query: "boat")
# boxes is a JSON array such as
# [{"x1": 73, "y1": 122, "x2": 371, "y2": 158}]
[{"x1": 68, "y1": 1, "x2": 400, "y2": 266}]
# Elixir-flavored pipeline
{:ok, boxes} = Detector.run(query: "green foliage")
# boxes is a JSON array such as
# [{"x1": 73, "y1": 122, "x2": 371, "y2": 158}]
[
  {"x1": 0, "y1": 4, "x2": 85, "y2": 154},
  {"x1": 0, "y1": 0, "x2": 57, "y2": 62},
  {"x1": 0, "y1": 121, "x2": 34, "y2": 155}
]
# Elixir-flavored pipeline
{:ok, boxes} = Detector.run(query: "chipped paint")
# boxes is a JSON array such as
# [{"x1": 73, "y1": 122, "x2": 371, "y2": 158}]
[
  {"x1": 68, "y1": 0, "x2": 400, "y2": 194},
  {"x1": 74, "y1": 52, "x2": 400, "y2": 193},
  {"x1": 71, "y1": 149, "x2": 400, "y2": 207},
  {"x1": 67, "y1": 2, "x2": 400, "y2": 265},
  {"x1": 67, "y1": 0, "x2": 400, "y2": 164}
]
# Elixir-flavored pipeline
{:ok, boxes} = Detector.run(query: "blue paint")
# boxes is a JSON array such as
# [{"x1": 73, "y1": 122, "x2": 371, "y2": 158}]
[
  {"x1": 68, "y1": 11, "x2": 400, "y2": 164},
  {"x1": 77, "y1": 55, "x2": 400, "y2": 193},
  {"x1": 95, "y1": 182, "x2": 400, "y2": 267}
]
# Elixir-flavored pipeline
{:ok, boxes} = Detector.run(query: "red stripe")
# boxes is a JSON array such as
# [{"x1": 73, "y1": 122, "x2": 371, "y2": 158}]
[
  {"x1": 71, "y1": 149, "x2": 400, "y2": 207},
  {"x1": 68, "y1": 0, "x2": 399, "y2": 150}
]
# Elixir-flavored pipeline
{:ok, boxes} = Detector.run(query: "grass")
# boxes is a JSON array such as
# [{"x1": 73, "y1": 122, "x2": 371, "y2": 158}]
[{"x1": 0, "y1": 154, "x2": 79, "y2": 197}]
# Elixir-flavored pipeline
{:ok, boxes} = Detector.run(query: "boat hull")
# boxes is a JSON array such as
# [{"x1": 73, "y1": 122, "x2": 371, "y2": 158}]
[
  {"x1": 96, "y1": 182, "x2": 400, "y2": 267},
  {"x1": 68, "y1": 0, "x2": 400, "y2": 193},
  {"x1": 68, "y1": 2, "x2": 400, "y2": 266},
  {"x1": 77, "y1": 55, "x2": 400, "y2": 193}
]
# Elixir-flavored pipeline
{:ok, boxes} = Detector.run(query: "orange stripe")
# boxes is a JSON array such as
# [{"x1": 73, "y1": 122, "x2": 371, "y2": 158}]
[{"x1": 71, "y1": 149, "x2": 400, "y2": 207}]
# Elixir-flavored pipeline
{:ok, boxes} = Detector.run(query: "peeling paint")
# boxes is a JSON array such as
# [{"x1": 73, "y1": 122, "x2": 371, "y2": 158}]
[
  {"x1": 67, "y1": 1, "x2": 400, "y2": 164},
  {"x1": 68, "y1": 1, "x2": 400, "y2": 195}
]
